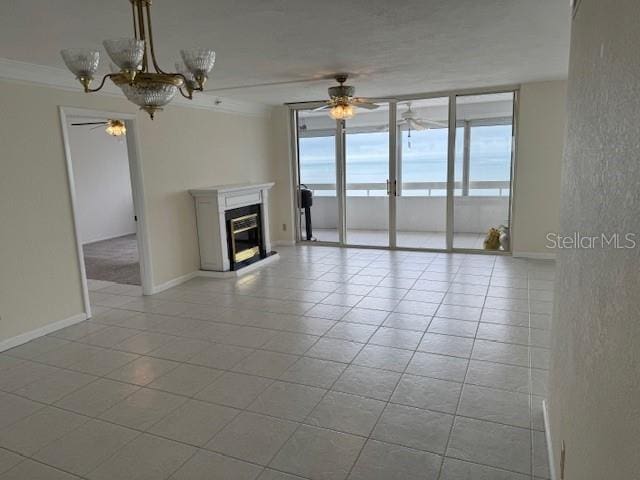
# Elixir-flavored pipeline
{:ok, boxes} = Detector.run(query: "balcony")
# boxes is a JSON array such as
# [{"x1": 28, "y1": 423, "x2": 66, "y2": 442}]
[{"x1": 300, "y1": 181, "x2": 510, "y2": 249}]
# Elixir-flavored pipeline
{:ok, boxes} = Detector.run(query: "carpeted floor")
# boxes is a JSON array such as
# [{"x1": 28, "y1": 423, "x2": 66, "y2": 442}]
[{"x1": 83, "y1": 233, "x2": 141, "y2": 286}]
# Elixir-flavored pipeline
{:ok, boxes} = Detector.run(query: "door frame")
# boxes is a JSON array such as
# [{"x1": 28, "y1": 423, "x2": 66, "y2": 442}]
[
  {"x1": 288, "y1": 84, "x2": 520, "y2": 254},
  {"x1": 59, "y1": 106, "x2": 153, "y2": 318}
]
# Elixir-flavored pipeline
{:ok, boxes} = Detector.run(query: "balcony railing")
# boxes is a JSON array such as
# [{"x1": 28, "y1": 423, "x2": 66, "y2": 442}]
[{"x1": 303, "y1": 181, "x2": 511, "y2": 197}]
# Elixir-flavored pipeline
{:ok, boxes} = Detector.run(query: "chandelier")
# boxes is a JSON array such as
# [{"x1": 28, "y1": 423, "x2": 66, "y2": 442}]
[{"x1": 60, "y1": 0, "x2": 215, "y2": 119}]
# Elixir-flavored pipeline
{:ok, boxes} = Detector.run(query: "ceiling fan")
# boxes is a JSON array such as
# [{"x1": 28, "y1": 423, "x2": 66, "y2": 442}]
[
  {"x1": 70, "y1": 119, "x2": 126, "y2": 137},
  {"x1": 398, "y1": 102, "x2": 446, "y2": 148},
  {"x1": 398, "y1": 102, "x2": 447, "y2": 130},
  {"x1": 309, "y1": 74, "x2": 383, "y2": 120}
]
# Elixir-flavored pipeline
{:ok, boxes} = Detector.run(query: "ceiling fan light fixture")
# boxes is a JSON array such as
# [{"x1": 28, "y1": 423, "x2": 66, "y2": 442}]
[
  {"x1": 329, "y1": 104, "x2": 355, "y2": 120},
  {"x1": 105, "y1": 119, "x2": 127, "y2": 136}
]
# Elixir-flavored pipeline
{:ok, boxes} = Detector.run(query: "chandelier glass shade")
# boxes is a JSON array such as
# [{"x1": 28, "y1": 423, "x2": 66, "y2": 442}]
[{"x1": 60, "y1": 0, "x2": 215, "y2": 119}]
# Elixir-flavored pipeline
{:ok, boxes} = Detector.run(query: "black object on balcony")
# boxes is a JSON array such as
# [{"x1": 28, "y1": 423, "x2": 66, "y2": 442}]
[{"x1": 299, "y1": 185, "x2": 314, "y2": 241}]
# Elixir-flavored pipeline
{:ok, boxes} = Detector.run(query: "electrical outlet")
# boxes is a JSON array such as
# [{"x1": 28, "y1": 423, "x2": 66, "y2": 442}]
[
  {"x1": 282, "y1": 223, "x2": 287, "y2": 231},
  {"x1": 560, "y1": 440, "x2": 566, "y2": 479}
]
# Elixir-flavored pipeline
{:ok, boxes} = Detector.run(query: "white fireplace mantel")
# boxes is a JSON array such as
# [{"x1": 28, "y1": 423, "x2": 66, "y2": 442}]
[{"x1": 190, "y1": 182, "x2": 274, "y2": 272}]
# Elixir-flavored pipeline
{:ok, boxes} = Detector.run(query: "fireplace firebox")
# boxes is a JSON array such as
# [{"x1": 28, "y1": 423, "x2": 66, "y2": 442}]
[{"x1": 225, "y1": 204, "x2": 266, "y2": 270}]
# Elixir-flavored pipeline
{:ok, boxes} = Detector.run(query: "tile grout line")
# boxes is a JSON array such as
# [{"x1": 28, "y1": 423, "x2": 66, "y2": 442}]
[
  {"x1": 435, "y1": 254, "x2": 496, "y2": 479},
  {"x1": 340, "y1": 254, "x2": 441, "y2": 479}
]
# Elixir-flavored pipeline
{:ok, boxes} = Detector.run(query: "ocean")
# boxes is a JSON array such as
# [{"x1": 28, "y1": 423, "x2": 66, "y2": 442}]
[{"x1": 299, "y1": 125, "x2": 512, "y2": 185}]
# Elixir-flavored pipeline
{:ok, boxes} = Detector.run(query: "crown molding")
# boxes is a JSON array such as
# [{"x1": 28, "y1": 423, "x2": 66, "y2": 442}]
[{"x1": 0, "y1": 57, "x2": 270, "y2": 117}]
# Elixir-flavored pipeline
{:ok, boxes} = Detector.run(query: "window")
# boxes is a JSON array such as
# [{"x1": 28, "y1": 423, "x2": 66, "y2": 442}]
[
  {"x1": 298, "y1": 136, "x2": 336, "y2": 196},
  {"x1": 468, "y1": 123, "x2": 512, "y2": 196},
  {"x1": 400, "y1": 127, "x2": 451, "y2": 196},
  {"x1": 345, "y1": 131, "x2": 388, "y2": 197}
]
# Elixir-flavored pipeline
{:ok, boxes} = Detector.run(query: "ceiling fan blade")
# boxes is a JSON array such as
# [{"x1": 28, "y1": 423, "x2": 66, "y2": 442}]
[
  {"x1": 352, "y1": 99, "x2": 379, "y2": 110},
  {"x1": 356, "y1": 103, "x2": 379, "y2": 110},
  {"x1": 421, "y1": 118, "x2": 448, "y2": 128},
  {"x1": 70, "y1": 122, "x2": 108, "y2": 126},
  {"x1": 311, "y1": 104, "x2": 330, "y2": 112},
  {"x1": 408, "y1": 119, "x2": 428, "y2": 131}
]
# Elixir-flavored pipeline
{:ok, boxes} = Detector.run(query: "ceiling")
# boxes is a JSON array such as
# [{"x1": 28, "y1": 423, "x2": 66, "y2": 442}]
[{"x1": 0, "y1": 0, "x2": 570, "y2": 106}]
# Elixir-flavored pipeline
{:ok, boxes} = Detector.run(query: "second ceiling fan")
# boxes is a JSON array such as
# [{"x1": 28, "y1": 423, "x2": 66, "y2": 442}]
[{"x1": 70, "y1": 119, "x2": 127, "y2": 137}]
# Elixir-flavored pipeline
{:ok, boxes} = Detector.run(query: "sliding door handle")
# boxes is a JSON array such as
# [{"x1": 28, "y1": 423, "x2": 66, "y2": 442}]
[{"x1": 387, "y1": 180, "x2": 397, "y2": 196}]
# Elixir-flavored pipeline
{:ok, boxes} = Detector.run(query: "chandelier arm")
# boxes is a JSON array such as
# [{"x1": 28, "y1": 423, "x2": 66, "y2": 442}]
[
  {"x1": 174, "y1": 72, "x2": 204, "y2": 94},
  {"x1": 131, "y1": 0, "x2": 138, "y2": 40},
  {"x1": 135, "y1": 0, "x2": 148, "y2": 72},
  {"x1": 178, "y1": 87, "x2": 193, "y2": 100},
  {"x1": 86, "y1": 73, "x2": 116, "y2": 93},
  {"x1": 144, "y1": 1, "x2": 168, "y2": 74}
]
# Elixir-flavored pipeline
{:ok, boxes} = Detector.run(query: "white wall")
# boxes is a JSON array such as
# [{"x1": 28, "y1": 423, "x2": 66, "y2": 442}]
[
  {"x1": 0, "y1": 79, "x2": 276, "y2": 346},
  {"x1": 512, "y1": 81, "x2": 567, "y2": 256},
  {"x1": 548, "y1": 1, "x2": 640, "y2": 478},
  {"x1": 268, "y1": 106, "x2": 296, "y2": 243},
  {"x1": 67, "y1": 118, "x2": 136, "y2": 244}
]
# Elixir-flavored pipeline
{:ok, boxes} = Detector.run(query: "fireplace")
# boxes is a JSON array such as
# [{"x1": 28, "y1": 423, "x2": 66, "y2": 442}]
[
  {"x1": 225, "y1": 204, "x2": 266, "y2": 270},
  {"x1": 190, "y1": 182, "x2": 277, "y2": 275}
]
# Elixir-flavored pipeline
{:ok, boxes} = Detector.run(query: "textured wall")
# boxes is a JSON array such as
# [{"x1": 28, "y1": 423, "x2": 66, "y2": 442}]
[{"x1": 548, "y1": 1, "x2": 640, "y2": 479}]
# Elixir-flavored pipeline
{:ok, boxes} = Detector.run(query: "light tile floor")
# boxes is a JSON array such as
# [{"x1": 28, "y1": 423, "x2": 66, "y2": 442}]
[{"x1": 0, "y1": 245, "x2": 553, "y2": 480}]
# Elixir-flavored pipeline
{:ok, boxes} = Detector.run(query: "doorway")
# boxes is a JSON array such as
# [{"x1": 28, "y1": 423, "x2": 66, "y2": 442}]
[
  {"x1": 291, "y1": 87, "x2": 517, "y2": 253},
  {"x1": 60, "y1": 107, "x2": 152, "y2": 317}
]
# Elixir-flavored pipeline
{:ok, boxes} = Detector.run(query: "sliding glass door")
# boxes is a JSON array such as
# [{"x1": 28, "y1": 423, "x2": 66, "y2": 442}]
[
  {"x1": 344, "y1": 104, "x2": 390, "y2": 246},
  {"x1": 292, "y1": 88, "x2": 516, "y2": 253},
  {"x1": 295, "y1": 109, "x2": 340, "y2": 243},
  {"x1": 395, "y1": 98, "x2": 449, "y2": 249}
]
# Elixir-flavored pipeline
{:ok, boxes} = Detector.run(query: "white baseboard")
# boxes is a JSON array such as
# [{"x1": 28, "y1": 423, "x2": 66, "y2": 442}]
[
  {"x1": 1, "y1": 254, "x2": 281, "y2": 351},
  {"x1": 148, "y1": 271, "x2": 199, "y2": 295},
  {"x1": 542, "y1": 399, "x2": 558, "y2": 480},
  {"x1": 512, "y1": 251, "x2": 557, "y2": 260},
  {"x1": 0, "y1": 312, "x2": 87, "y2": 353}
]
